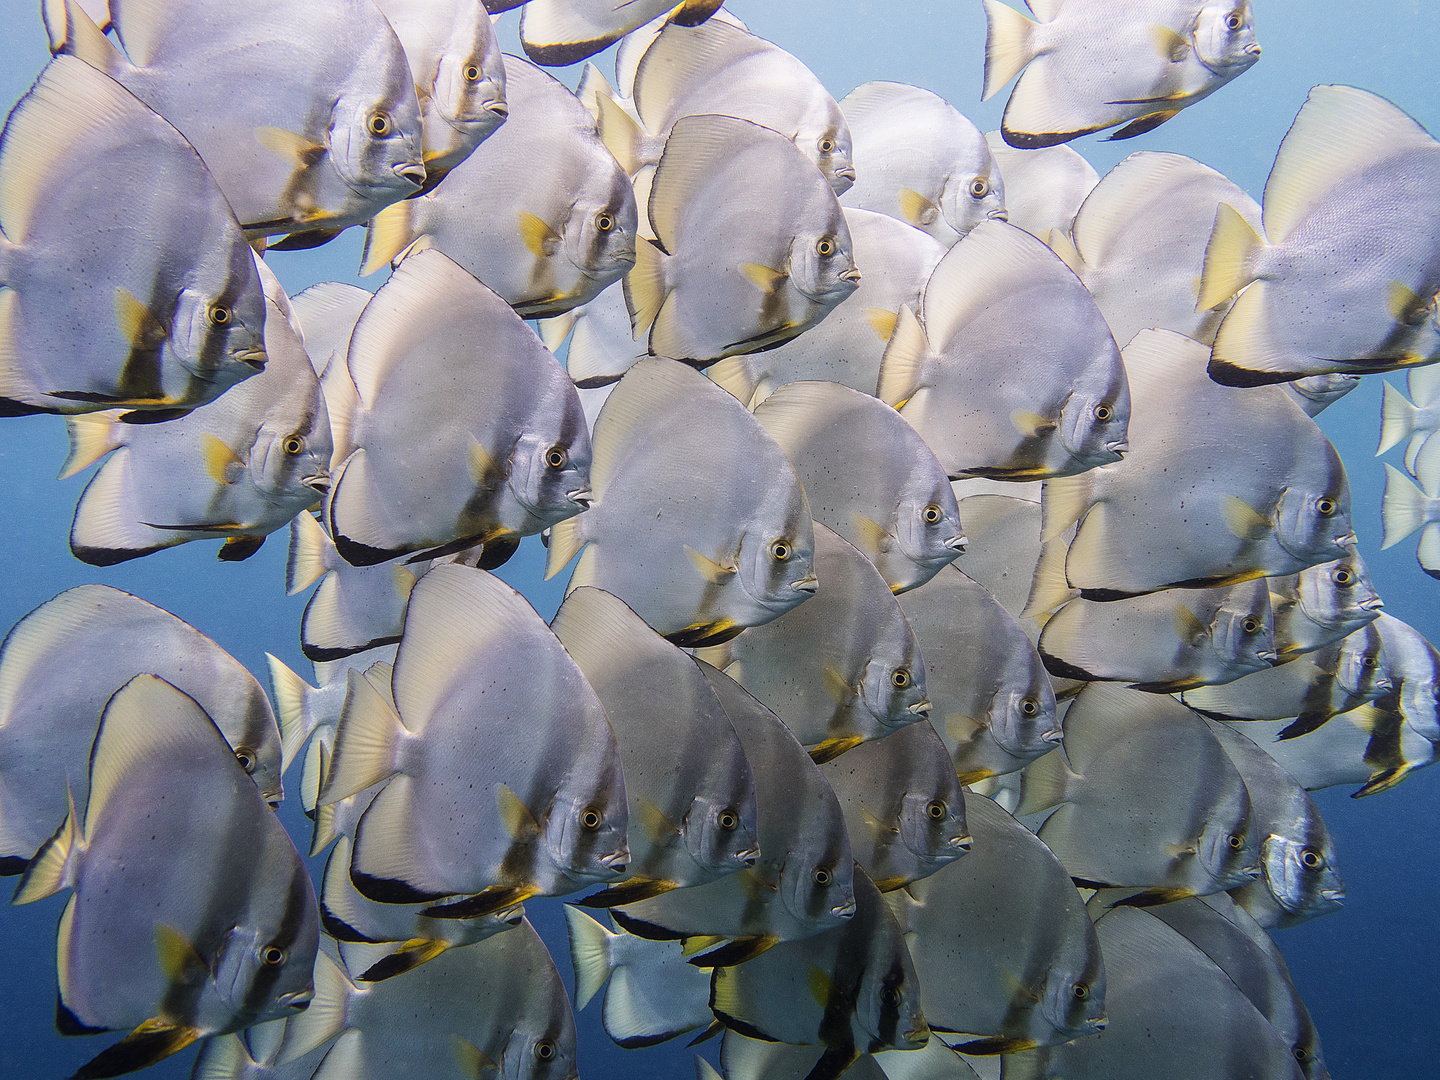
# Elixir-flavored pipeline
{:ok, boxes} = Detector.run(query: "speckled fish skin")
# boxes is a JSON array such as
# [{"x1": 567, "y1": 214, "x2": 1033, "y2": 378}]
[
  {"x1": 878, "y1": 220, "x2": 1131, "y2": 482},
  {"x1": 1021, "y1": 684, "x2": 1260, "y2": 897},
  {"x1": 372, "y1": 0, "x2": 508, "y2": 186},
  {"x1": 276, "y1": 920, "x2": 578, "y2": 1080},
  {"x1": 753, "y1": 381, "x2": 965, "y2": 594},
  {"x1": 896, "y1": 566, "x2": 1058, "y2": 784},
  {"x1": 818, "y1": 721, "x2": 970, "y2": 892},
  {"x1": 363, "y1": 55, "x2": 637, "y2": 318},
  {"x1": 1202, "y1": 85, "x2": 1440, "y2": 387},
  {"x1": 1202, "y1": 721, "x2": 1344, "y2": 929},
  {"x1": 1042, "y1": 330, "x2": 1355, "y2": 600},
  {"x1": 948, "y1": 492, "x2": 1043, "y2": 624},
  {"x1": 64, "y1": 259, "x2": 331, "y2": 566},
  {"x1": 839, "y1": 82, "x2": 1006, "y2": 245},
  {"x1": 0, "y1": 585, "x2": 283, "y2": 871},
  {"x1": 630, "y1": 18, "x2": 855, "y2": 194},
  {"x1": 318, "y1": 564, "x2": 629, "y2": 907},
  {"x1": 520, "y1": 0, "x2": 725, "y2": 68},
  {"x1": 1037, "y1": 578, "x2": 1277, "y2": 693},
  {"x1": 698, "y1": 525, "x2": 931, "y2": 759},
  {"x1": 626, "y1": 115, "x2": 859, "y2": 365},
  {"x1": 324, "y1": 249, "x2": 592, "y2": 566},
  {"x1": 551, "y1": 586, "x2": 760, "y2": 901},
  {"x1": 704, "y1": 209, "x2": 948, "y2": 408},
  {"x1": 1000, "y1": 905, "x2": 1304, "y2": 1080},
  {"x1": 1267, "y1": 547, "x2": 1382, "y2": 661},
  {"x1": 984, "y1": 132, "x2": 1098, "y2": 244},
  {"x1": 615, "y1": 664, "x2": 856, "y2": 957},
  {"x1": 887, "y1": 793, "x2": 1106, "y2": 1055},
  {"x1": 547, "y1": 358, "x2": 816, "y2": 648},
  {"x1": 0, "y1": 54, "x2": 266, "y2": 415},
  {"x1": 15, "y1": 675, "x2": 317, "y2": 1052},
  {"x1": 982, "y1": 0, "x2": 1261, "y2": 148},
  {"x1": 49, "y1": 0, "x2": 426, "y2": 238},
  {"x1": 1068, "y1": 151, "x2": 1263, "y2": 349}
]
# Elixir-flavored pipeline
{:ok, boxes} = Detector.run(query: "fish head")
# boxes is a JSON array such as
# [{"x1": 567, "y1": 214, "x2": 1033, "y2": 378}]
[
  {"x1": 1272, "y1": 471, "x2": 1355, "y2": 565},
  {"x1": 1335, "y1": 621, "x2": 1392, "y2": 699},
  {"x1": 893, "y1": 473, "x2": 966, "y2": 571},
  {"x1": 780, "y1": 843, "x2": 856, "y2": 928},
  {"x1": 508, "y1": 402, "x2": 594, "y2": 528},
  {"x1": 857, "y1": 621, "x2": 929, "y2": 729},
  {"x1": 1261, "y1": 832, "x2": 1344, "y2": 919},
  {"x1": 251, "y1": 394, "x2": 334, "y2": 500},
  {"x1": 169, "y1": 245, "x2": 269, "y2": 386},
  {"x1": 856, "y1": 952, "x2": 929, "y2": 1052},
  {"x1": 546, "y1": 763, "x2": 630, "y2": 883},
  {"x1": 1284, "y1": 373, "x2": 1361, "y2": 415},
  {"x1": 1196, "y1": 780, "x2": 1261, "y2": 890},
  {"x1": 1190, "y1": 1, "x2": 1261, "y2": 73},
  {"x1": 1295, "y1": 548, "x2": 1382, "y2": 633},
  {"x1": 941, "y1": 162, "x2": 1007, "y2": 240},
  {"x1": 432, "y1": 9, "x2": 509, "y2": 139},
  {"x1": 328, "y1": 37, "x2": 427, "y2": 198},
  {"x1": 897, "y1": 789, "x2": 970, "y2": 862},
  {"x1": 560, "y1": 170, "x2": 639, "y2": 284},
  {"x1": 1039, "y1": 936, "x2": 1108, "y2": 1040},
  {"x1": 499, "y1": 1013, "x2": 579, "y2": 1080},
  {"x1": 1056, "y1": 361, "x2": 1131, "y2": 471},
  {"x1": 787, "y1": 206, "x2": 861, "y2": 308},
  {"x1": 736, "y1": 482, "x2": 818, "y2": 617},
  {"x1": 797, "y1": 114, "x2": 856, "y2": 196},
  {"x1": 1210, "y1": 580, "x2": 1276, "y2": 672},
  {"x1": 210, "y1": 861, "x2": 320, "y2": 1026},
  {"x1": 984, "y1": 662, "x2": 1059, "y2": 758},
  {"x1": 684, "y1": 791, "x2": 761, "y2": 873}
]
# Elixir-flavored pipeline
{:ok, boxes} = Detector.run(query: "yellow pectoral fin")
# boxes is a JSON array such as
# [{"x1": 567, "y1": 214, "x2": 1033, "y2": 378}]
[
  {"x1": 1011, "y1": 408, "x2": 1059, "y2": 439},
  {"x1": 453, "y1": 1036, "x2": 500, "y2": 1080},
  {"x1": 496, "y1": 783, "x2": 541, "y2": 842},
  {"x1": 155, "y1": 925, "x2": 207, "y2": 984},
  {"x1": 636, "y1": 797, "x2": 681, "y2": 844},
  {"x1": 850, "y1": 513, "x2": 892, "y2": 557},
  {"x1": 1149, "y1": 24, "x2": 1192, "y2": 62},
  {"x1": 807, "y1": 965, "x2": 843, "y2": 1010},
  {"x1": 201, "y1": 433, "x2": 246, "y2": 485},
  {"x1": 897, "y1": 187, "x2": 939, "y2": 227},
  {"x1": 864, "y1": 308, "x2": 899, "y2": 343},
  {"x1": 1172, "y1": 603, "x2": 1210, "y2": 647},
  {"x1": 254, "y1": 126, "x2": 327, "y2": 167},
  {"x1": 1388, "y1": 280, "x2": 1433, "y2": 326},
  {"x1": 1222, "y1": 494, "x2": 1273, "y2": 541},
  {"x1": 467, "y1": 436, "x2": 502, "y2": 487},
  {"x1": 113, "y1": 287, "x2": 167, "y2": 350},
  {"x1": 685, "y1": 545, "x2": 737, "y2": 584},
  {"x1": 858, "y1": 803, "x2": 897, "y2": 837},
  {"x1": 518, "y1": 211, "x2": 562, "y2": 259},
  {"x1": 822, "y1": 662, "x2": 855, "y2": 705},
  {"x1": 739, "y1": 262, "x2": 787, "y2": 295}
]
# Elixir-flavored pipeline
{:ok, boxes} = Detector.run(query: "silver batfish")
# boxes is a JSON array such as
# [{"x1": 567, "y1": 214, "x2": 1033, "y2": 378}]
[
  {"x1": 520, "y1": 0, "x2": 724, "y2": 67},
  {"x1": 1267, "y1": 547, "x2": 1382, "y2": 662},
  {"x1": 985, "y1": 132, "x2": 1098, "y2": 244}
]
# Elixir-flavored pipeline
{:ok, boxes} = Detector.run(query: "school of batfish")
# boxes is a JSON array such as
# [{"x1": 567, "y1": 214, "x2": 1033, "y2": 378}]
[{"x1": 0, "y1": 0, "x2": 1436, "y2": 1078}]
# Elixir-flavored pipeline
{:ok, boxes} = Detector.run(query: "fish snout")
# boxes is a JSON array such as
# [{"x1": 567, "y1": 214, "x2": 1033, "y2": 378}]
[
  {"x1": 1092, "y1": 1016, "x2": 1109, "y2": 1031},
  {"x1": 734, "y1": 847, "x2": 760, "y2": 867},
  {"x1": 948, "y1": 833, "x2": 974, "y2": 851},
  {"x1": 1373, "y1": 673, "x2": 1396, "y2": 695},
  {"x1": 599, "y1": 850, "x2": 629, "y2": 876},
  {"x1": 302, "y1": 473, "x2": 331, "y2": 494},
  {"x1": 832, "y1": 165, "x2": 857, "y2": 184},
  {"x1": 1245, "y1": 42, "x2": 1262, "y2": 54},
  {"x1": 791, "y1": 572, "x2": 819, "y2": 594},
  {"x1": 1360, "y1": 595, "x2": 1385, "y2": 611},
  {"x1": 908, "y1": 699, "x2": 932, "y2": 718},
  {"x1": 233, "y1": 348, "x2": 268, "y2": 370},
  {"x1": 832, "y1": 895, "x2": 858, "y2": 919},
  {"x1": 395, "y1": 161, "x2": 427, "y2": 188},
  {"x1": 278, "y1": 988, "x2": 314, "y2": 1012},
  {"x1": 482, "y1": 100, "x2": 509, "y2": 118},
  {"x1": 899, "y1": 1024, "x2": 930, "y2": 1049},
  {"x1": 943, "y1": 532, "x2": 968, "y2": 552},
  {"x1": 987, "y1": 208, "x2": 1009, "y2": 221},
  {"x1": 1258, "y1": 649, "x2": 1280, "y2": 665},
  {"x1": 838, "y1": 267, "x2": 862, "y2": 285},
  {"x1": 1041, "y1": 728, "x2": 1065, "y2": 744},
  {"x1": 567, "y1": 486, "x2": 594, "y2": 508}
]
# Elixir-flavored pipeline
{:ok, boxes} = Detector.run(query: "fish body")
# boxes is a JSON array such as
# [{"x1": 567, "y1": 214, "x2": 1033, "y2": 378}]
[
  {"x1": 626, "y1": 114, "x2": 859, "y2": 365},
  {"x1": 542, "y1": 282, "x2": 648, "y2": 398},
  {"x1": 947, "y1": 493, "x2": 1042, "y2": 622},
  {"x1": 325, "y1": 249, "x2": 592, "y2": 566},
  {"x1": 547, "y1": 357, "x2": 816, "y2": 648},
  {"x1": 1201, "y1": 85, "x2": 1440, "y2": 386},
  {"x1": 982, "y1": 0, "x2": 1261, "y2": 147},
  {"x1": 699, "y1": 524, "x2": 931, "y2": 758},
  {"x1": 1267, "y1": 547, "x2": 1382, "y2": 660},
  {"x1": 839, "y1": 82, "x2": 1006, "y2": 245},
  {"x1": 0, "y1": 54, "x2": 266, "y2": 415},
  {"x1": 0, "y1": 585, "x2": 283, "y2": 871},
  {"x1": 878, "y1": 220, "x2": 1130, "y2": 481},
  {"x1": 753, "y1": 381, "x2": 964, "y2": 594},
  {"x1": 984, "y1": 132, "x2": 1098, "y2": 244},
  {"x1": 364, "y1": 55, "x2": 637, "y2": 318},
  {"x1": 520, "y1": 0, "x2": 724, "y2": 67},
  {"x1": 1042, "y1": 329, "x2": 1355, "y2": 599}
]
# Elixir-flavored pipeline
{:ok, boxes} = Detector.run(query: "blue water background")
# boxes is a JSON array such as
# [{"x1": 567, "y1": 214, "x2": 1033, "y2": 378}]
[{"x1": 0, "y1": 0, "x2": 1435, "y2": 1075}]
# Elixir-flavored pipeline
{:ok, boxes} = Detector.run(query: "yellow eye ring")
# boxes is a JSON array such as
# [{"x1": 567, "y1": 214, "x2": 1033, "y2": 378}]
[
  {"x1": 816, "y1": 237, "x2": 836, "y2": 257},
  {"x1": 234, "y1": 747, "x2": 258, "y2": 774},
  {"x1": 1242, "y1": 617, "x2": 1260, "y2": 634},
  {"x1": 1227, "y1": 833, "x2": 1245, "y2": 850},
  {"x1": 813, "y1": 867, "x2": 832, "y2": 886},
  {"x1": 1020, "y1": 697, "x2": 1039, "y2": 716},
  {"x1": 596, "y1": 213, "x2": 615, "y2": 232},
  {"x1": 1334, "y1": 568, "x2": 1353, "y2": 585},
  {"x1": 891, "y1": 669, "x2": 910, "y2": 688},
  {"x1": 368, "y1": 112, "x2": 392, "y2": 137},
  {"x1": 1225, "y1": 12, "x2": 1243, "y2": 30},
  {"x1": 580, "y1": 808, "x2": 602, "y2": 830},
  {"x1": 282, "y1": 436, "x2": 304, "y2": 456},
  {"x1": 1300, "y1": 849, "x2": 1323, "y2": 870},
  {"x1": 923, "y1": 504, "x2": 943, "y2": 525},
  {"x1": 772, "y1": 541, "x2": 791, "y2": 561},
  {"x1": 534, "y1": 1041, "x2": 556, "y2": 1062},
  {"x1": 209, "y1": 304, "x2": 232, "y2": 326},
  {"x1": 970, "y1": 177, "x2": 989, "y2": 198},
  {"x1": 546, "y1": 447, "x2": 567, "y2": 469},
  {"x1": 463, "y1": 64, "x2": 482, "y2": 82},
  {"x1": 1094, "y1": 404, "x2": 1113, "y2": 421},
  {"x1": 926, "y1": 800, "x2": 946, "y2": 820},
  {"x1": 1073, "y1": 984, "x2": 1088, "y2": 1001},
  {"x1": 1316, "y1": 498, "x2": 1337, "y2": 516},
  {"x1": 1362, "y1": 654, "x2": 1379, "y2": 668},
  {"x1": 818, "y1": 137, "x2": 835, "y2": 153},
  {"x1": 718, "y1": 809, "x2": 738, "y2": 831},
  {"x1": 261, "y1": 945, "x2": 286, "y2": 966}
]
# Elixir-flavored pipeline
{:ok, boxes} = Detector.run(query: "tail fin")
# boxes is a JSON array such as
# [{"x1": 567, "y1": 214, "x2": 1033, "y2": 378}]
[
  {"x1": 1378, "y1": 381, "x2": 1419, "y2": 457},
  {"x1": 317, "y1": 670, "x2": 404, "y2": 805},
  {"x1": 563, "y1": 905, "x2": 616, "y2": 1009},
  {"x1": 876, "y1": 305, "x2": 931, "y2": 409},
  {"x1": 1381, "y1": 463, "x2": 1432, "y2": 548},
  {"x1": 982, "y1": 0, "x2": 1038, "y2": 101},
  {"x1": 1197, "y1": 202, "x2": 1265, "y2": 311},
  {"x1": 266, "y1": 653, "x2": 318, "y2": 775}
]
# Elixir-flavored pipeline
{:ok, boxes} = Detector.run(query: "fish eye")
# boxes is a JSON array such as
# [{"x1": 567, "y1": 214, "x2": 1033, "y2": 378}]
[
  {"x1": 926, "y1": 799, "x2": 947, "y2": 821},
  {"x1": 1300, "y1": 848, "x2": 1324, "y2": 870},
  {"x1": 260, "y1": 945, "x2": 286, "y2": 967},
  {"x1": 1094, "y1": 403, "x2": 1113, "y2": 422},
  {"x1": 1020, "y1": 697, "x2": 1039, "y2": 716},
  {"x1": 879, "y1": 986, "x2": 900, "y2": 1006},
  {"x1": 595, "y1": 212, "x2": 615, "y2": 233},
  {"x1": 1316, "y1": 497, "x2": 1337, "y2": 516},
  {"x1": 815, "y1": 237, "x2": 836, "y2": 257},
  {"x1": 818, "y1": 137, "x2": 836, "y2": 154},
  {"x1": 1362, "y1": 654, "x2": 1379, "y2": 668},
  {"x1": 282, "y1": 435, "x2": 305, "y2": 456},
  {"x1": 234, "y1": 747, "x2": 258, "y2": 774},
  {"x1": 368, "y1": 112, "x2": 392, "y2": 137},
  {"x1": 1241, "y1": 617, "x2": 1260, "y2": 634},
  {"x1": 717, "y1": 809, "x2": 738, "y2": 831},
  {"x1": 1225, "y1": 11, "x2": 1244, "y2": 30},
  {"x1": 923, "y1": 503, "x2": 944, "y2": 525},
  {"x1": 580, "y1": 808, "x2": 603, "y2": 831},
  {"x1": 1227, "y1": 832, "x2": 1245, "y2": 850},
  {"x1": 771, "y1": 541, "x2": 791, "y2": 561},
  {"x1": 545, "y1": 446, "x2": 568, "y2": 470},
  {"x1": 813, "y1": 867, "x2": 833, "y2": 887},
  {"x1": 1072, "y1": 983, "x2": 1089, "y2": 1001},
  {"x1": 969, "y1": 177, "x2": 990, "y2": 198},
  {"x1": 1333, "y1": 568, "x2": 1353, "y2": 586},
  {"x1": 533, "y1": 1040, "x2": 556, "y2": 1062},
  {"x1": 891, "y1": 669, "x2": 911, "y2": 688},
  {"x1": 208, "y1": 304, "x2": 233, "y2": 327},
  {"x1": 463, "y1": 64, "x2": 482, "y2": 82},
  {"x1": 1292, "y1": 1046, "x2": 1308, "y2": 1063}
]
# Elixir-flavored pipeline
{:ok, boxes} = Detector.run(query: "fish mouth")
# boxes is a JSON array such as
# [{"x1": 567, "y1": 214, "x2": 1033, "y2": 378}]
[
  {"x1": 482, "y1": 100, "x2": 509, "y2": 118},
  {"x1": 233, "y1": 349, "x2": 268, "y2": 369},
  {"x1": 838, "y1": 267, "x2": 862, "y2": 284},
  {"x1": 908, "y1": 699, "x2": 932, "y2": 717},
  {"x1": 832, "y1": 166, "x2": 857, "y2": 183},
  {"x1": 832, "y1": 897, "x2": 857, "y2": 919},
  {"x1": 900, "y1": 1027, "x2": 930, "y2": 1049},
  {"x1": 943, "y1": 533, "x2": 968, "y2": 552},
  {"x1": 1042, "y1": 728, "x2": 1065, "y2": 744},
  {"x1": 791, "y1": 573, "x2": 819, "y2": 593},
  {"x1": 1245, "y1": 43, "x2": 1262, "y2": 54},
  {"x1": 395, "y1": 162, "x2": 427, "y2": 187},
  {"x1": 278, "y1": 989, "x2": 313, "y2": 1012},
  {"x1": 1360, "y1": 596, "x2": 1385, "y2": 611},
  {"x1": 987, "y1": 208, "x2": 1009, "y2": 221},
  {"x1": 1333, "y1": 531, "x2": 1358, "y2": 548},
  {"x1": 1320, "y1": 887, "x2": 1345, "y2": 903},
  {"x1": 567, "y1": 486, "x2": 594, "y2": 508},
  {"x1": 948, "y1": 833, "x2": 974, "y2": 851},
  {"x1": 733, "y1": 848, "x2": 760, "y2": 867},
  {"x1": 1106, "y1": 440, "x2": 1129, "y2": 455},
  {"x1": 598, "y1": 851, "x2": 629, "y2": 875},
  {"x1": 1257, "y1": 649, "x2": 1279, "y2": 664},
  {"x1": 302, "y1": 474, "x2": 330, "y2": 494}
]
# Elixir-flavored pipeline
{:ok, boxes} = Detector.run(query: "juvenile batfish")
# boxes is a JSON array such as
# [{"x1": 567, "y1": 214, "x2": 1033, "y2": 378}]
[
  {"x1": 615, "y1": 664, "x2": 855, "y2": 966},
  {"x1": 886, "y1": 793, "x2": 1106, "y2": 1055},
  {"x1": 753, "y1": 381, "x2": 965, "y2": 594},
  {"x1": 819, "y1": 722, "x2": 971, "y2": 892},
  {"x1": 0, "y1": 55, "x2": 266, "y2": 416},
  {"x1": 1020, "y1": 684, "x2": 1259, "y2": 899},
  {"x1": 14, "y1": 675, "x2": 317, "y2": 1079},
  {"x1": 698, "y1": 524, "x2": 931, "y2": 762},
  {"x1": 1200, "y1": 85, "x2": 1440, "y2": 386},
  {"x1": 551, "y1": 587, "x2": 760, "y2": 905},
  {"x1": 705, "y1": 210, "x2": 947, "y2": 408},
  {"x1": 317, "y1": 563, "x2": 629, "y2": 913},
  {"x1": 605, "y1": 18, "x2": 854, "y2": 194},
  {"x1": 0, "y1": 584, "x2": 284, "y2": 871},
  {"x1": 1267, "y1": 547, "x2": 1382, "y2": 661},
  {"x1": 48, "y1": 0, "x2": 425, "y2": 238},
  {"x1": 325, "y1": 249, "x2": 592, "y2": 566},
  {"x1": 63, "y1": 259, "x2": 331, "y2": 565},
  {"x1": 546, "y1": 358, "x2": 816, "y2": 648},
  {"x1": 896, "y1": 567, "x2": 1059, "y2": 784},
  {"x1": 277, "y1": 920, "x2": 578, "y2": 1080},
  {"x1": 839, "y1": 82, "x2": 1006, "y2": 245},
  {"x1": 1042, "y1": 330, "x2": 1355, "y2": 599},
  {"x1": 625, "y1": 114, "x2": 859, "y2": 365},
  {"x1": 710, "y1": 867, "x2": 929, "y2": 1076},
  {"x1": 520, "y1": 0, "x2": 724, "y2": 67},
  {"x1": 363, "y1": 55, "x2": 636, "y2": 317},
  {"x1": 1202, "y1": 722, "x2": 1344, "y2": 929},
  {"x1": 878, "y1": 220, "x2": 1130, "y2": 481},
  {"x1": 984, "y1": 133, "x2": 1098, "y2": 244},
  {"x1": 1066, "y1": 151, "x2": 1263, "y2": 349},
  {"x1": 1037, "y1": 578, "x2": 1277, "y2": 692},
  {"x1": 372, "y1": 0, "x2": 506, "y2": 188},
  {"x1": 982, "y1": 0, "x2": 1261, "y2": 147},
  {"x1": 1000, "y1": 906, "x2": 1303, "y2": 1080}
]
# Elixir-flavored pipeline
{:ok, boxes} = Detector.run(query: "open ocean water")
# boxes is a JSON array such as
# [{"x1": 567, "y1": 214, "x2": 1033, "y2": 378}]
[{"x1": 0, "y1": 0, "x2": 1435, "y2": 1076}]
